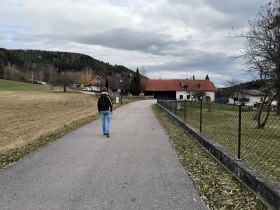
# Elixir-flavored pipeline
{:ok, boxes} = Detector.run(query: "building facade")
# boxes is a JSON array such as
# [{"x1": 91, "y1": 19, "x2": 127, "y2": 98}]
[{"x1": 145, "y1": 79, "x2": 217, "y2": 101}]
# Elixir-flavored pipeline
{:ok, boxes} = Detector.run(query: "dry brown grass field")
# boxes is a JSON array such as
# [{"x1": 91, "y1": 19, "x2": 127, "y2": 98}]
[{"x1": 0, "y1": 91, "x2": 98, "y2": 155}]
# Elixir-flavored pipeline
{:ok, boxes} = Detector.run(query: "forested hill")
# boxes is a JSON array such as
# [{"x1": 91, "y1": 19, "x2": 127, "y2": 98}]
[{"x1": 0, "y1": 48, "x2": 135, "y2": 82}]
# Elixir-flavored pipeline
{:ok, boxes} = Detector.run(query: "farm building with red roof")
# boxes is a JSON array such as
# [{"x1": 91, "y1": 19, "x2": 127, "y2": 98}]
[{"x1": 145, "y1": 79, "x2": 217, "y2": 101}]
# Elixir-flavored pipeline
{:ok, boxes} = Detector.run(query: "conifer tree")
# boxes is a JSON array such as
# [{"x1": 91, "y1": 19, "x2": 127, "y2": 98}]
[{"x1": 130, "y1": 68, "x2": 142, "y2": 95}]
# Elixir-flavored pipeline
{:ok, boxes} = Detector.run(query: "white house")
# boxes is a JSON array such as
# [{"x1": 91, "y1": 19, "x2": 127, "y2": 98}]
[{"x1": 229, "y1": 89, "x2": 266, "y2": 106}]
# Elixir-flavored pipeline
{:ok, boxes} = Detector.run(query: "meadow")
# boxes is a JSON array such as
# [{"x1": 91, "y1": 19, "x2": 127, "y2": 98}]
[
  {"x1": 0, "y1": 79, "x2": 52, "y2": 91},
  {"x1": 164, "y1": 100, "x2": 280, "y2": 183},
  {"x1": 0, "y1": 91, "x2": 98, "y2": 153},
  {"x1": 0, "y1": 80, "x2": 99, "y2": 168}
]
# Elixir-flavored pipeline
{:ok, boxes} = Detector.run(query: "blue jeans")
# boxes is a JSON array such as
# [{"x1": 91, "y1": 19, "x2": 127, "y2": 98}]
[{"x1": 100, "y1": 111, "x2": 111, "y2": 134}]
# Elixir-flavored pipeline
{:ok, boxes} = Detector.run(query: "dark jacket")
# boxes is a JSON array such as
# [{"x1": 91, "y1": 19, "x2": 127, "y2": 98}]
[{"x1": 98, "y1": 92, "x2": 113, "y2": 112}]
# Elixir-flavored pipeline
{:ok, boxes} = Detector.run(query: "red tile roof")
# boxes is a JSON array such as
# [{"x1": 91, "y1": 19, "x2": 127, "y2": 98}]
[
  {"x1": 145, "y1": 79, "x2": 217, "y2": 91},
  {"x1": 145, "y1": 80, "x2": 180, "y2": 91}
]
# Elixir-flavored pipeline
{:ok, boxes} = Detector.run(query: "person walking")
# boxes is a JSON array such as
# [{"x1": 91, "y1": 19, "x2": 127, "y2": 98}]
[{"x1": 98, "y1": 87, "x2": 113, "y2": 137}]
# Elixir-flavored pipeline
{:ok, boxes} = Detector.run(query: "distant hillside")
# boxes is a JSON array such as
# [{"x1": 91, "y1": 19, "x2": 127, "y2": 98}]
[{"x1": 0, "y1": 48, "x2": 135, "y2": 82}]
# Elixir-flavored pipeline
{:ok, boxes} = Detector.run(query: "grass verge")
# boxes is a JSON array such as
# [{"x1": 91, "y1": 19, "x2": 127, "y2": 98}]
[{"x1": 153, "y1": 104, "x2": 267, "y2": 210}]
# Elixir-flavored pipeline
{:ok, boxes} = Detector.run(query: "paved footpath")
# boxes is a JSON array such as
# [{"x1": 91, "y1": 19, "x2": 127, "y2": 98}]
[{"x1": 0, "y1": 100, "x2": 208, "y2": 210}]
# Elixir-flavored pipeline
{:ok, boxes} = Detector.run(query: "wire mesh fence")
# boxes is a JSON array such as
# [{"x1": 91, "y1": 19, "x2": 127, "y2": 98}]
[{"x1": 157, "y1": 99, "x2": 280, "y2": 183}]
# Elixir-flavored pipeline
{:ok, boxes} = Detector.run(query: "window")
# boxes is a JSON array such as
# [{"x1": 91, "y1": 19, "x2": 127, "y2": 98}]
[
  {"x1": 187, "y1": 95, "x2": 190, "y2": 99},
  {"x1": 195, "y1": 84, "x2": 201, "y2": 89},
  {"x1": 180, "y1": 95, "x2": 183, "y2": 100}
]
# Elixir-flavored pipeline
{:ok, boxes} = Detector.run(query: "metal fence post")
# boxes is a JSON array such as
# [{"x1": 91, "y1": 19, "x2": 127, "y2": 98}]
[
  {"x1": 200, "y1": 99, "x2": 202, "y2": 133},
  {"x1": 238, "y1": 105, "x2": 242, "y2": 160},
  {"x1": 184, "y1": 99, "x2": 186, "y2": 121},
  {"x1": 175, "y1": 100, "x2": 177, "y2": 115},
  {"x1": 169, "y1": 100, "x2": 171, "y2": 111}
]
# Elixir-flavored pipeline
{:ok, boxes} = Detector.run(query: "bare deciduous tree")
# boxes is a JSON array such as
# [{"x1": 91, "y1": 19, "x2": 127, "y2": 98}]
[
  {"x1": 244, "y1": 0, "x2": 280, "y2": 127},
  {"x1": 51, "y1": 72, "x2": 79, "y2": 92},
  {"x1": 223, "y1": 77, "x2": 242, "y2": 87},
  {"x1": 3, "y1": 65, "x2": 25, "y2": 81},
  {"x1": 79, "y1": 67, "x2": 93, "y2": 85}
]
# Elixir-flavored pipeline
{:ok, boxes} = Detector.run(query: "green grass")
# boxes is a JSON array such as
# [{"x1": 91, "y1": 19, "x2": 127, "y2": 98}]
[
  {"x1": 0, "y1": 79, "x2": 52, "y2": 91},
  {"x1": 165, "y1": 100, "x2": 280, "y2": 183}
]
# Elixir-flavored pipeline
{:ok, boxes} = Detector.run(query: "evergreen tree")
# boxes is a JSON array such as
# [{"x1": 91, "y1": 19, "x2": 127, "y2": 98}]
[
  {"x1": 130, "y1": 76, "x2": 137, "y2": 95},
  {"x1": 130, "y1": 68, "x2": 142, "y2": 95}
]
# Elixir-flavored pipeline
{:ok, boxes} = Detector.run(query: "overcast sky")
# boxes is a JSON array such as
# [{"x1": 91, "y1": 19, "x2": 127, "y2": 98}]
[{"x1": 0, "y1": 0, "x2": 268, "y2": 87}]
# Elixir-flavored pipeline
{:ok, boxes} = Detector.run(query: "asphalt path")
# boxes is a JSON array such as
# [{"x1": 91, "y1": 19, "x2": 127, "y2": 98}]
[{"x1": 0, "y1": 100, "x2": 207, "y2": 210}]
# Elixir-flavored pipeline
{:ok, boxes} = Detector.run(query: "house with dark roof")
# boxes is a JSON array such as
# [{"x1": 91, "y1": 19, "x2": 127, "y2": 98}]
[
  {"x1": 229, "y1": 89, "x2": 267, "y2": 106},
  {"x1": 215, "y1": 80, "x2": 264, "y2": 103},
  {"x1": 145, "y1": 79, "x2": 217, "y2": 101},
  {"x1": 106, "y1": 76, "x2": 131, "y2": 95}
]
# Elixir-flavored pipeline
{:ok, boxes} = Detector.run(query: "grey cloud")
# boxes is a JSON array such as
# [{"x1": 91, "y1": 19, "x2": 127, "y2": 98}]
[
  {"x1": 166, "y1": 0, "x2": 267, "y2": 30},
  {"x1": 205, "y1": 0, "x2": 266, "y2": 17},
  {"x1": 5, "y1": 27, "x2": 191, "y2": 57},
  {"x1": 167, "y1": 0, "x2": 266, "y2": 17},
  {"x1": 205, "y1": 0, "x2": 268, "y2": 29},
  {"x1": 77, "y1": 28, "x2": 189, "y2": 55},
  {"x1": 145, "y1": 50, "x2": 246, "y2": 77}
]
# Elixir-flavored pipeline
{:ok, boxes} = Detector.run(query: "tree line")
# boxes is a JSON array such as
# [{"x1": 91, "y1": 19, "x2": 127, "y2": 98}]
[{"x1": 0, "y1": 48, "x2": 134, "y2": 87}]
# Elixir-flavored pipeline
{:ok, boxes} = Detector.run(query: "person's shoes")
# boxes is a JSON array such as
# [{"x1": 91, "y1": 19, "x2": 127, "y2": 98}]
[{"x1": 106, "y1": 133, "x2": 110, "y2": 138}]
